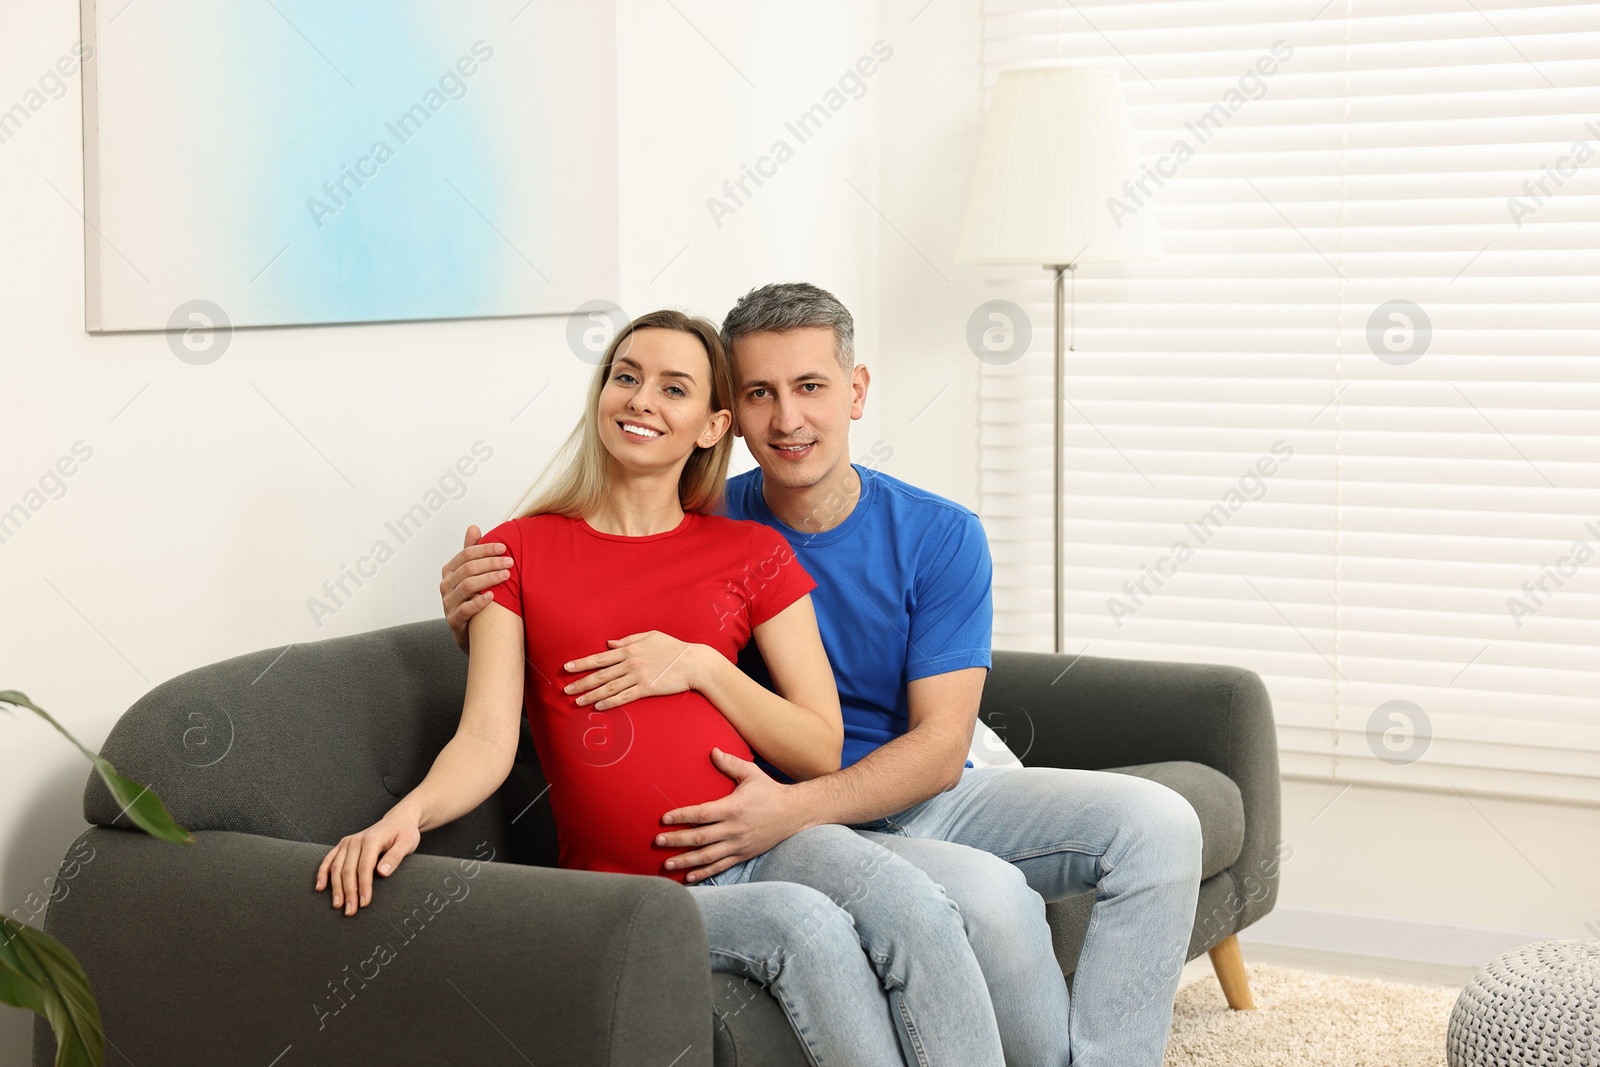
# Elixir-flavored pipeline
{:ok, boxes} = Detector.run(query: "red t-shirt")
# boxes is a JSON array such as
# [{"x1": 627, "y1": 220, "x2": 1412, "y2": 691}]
[{"x1": 478, "y1": 509, "x2": 816, "y2": 882}]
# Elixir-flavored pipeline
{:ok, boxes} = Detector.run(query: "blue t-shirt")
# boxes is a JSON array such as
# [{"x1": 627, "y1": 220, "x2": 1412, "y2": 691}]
[{"x1": 723, "y1": 463, "x2": 993, "y2": 769}]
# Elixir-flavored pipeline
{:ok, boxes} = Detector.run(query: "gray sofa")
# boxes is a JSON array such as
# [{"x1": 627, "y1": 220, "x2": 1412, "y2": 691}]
[{"x1": 34, "y1": 618, "x2": 1280, "y2": 1066}]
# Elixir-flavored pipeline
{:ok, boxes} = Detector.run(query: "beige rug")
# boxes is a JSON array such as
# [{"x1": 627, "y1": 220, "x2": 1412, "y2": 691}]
[{"x1": 1163, "y1": 963, "x2": 1462, "y2": 1067}]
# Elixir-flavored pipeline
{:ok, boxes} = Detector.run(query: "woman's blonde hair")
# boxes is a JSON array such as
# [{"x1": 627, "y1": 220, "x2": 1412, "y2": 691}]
[{"x1": 510, "y1": 309, "x2": 735, "y2": 520}]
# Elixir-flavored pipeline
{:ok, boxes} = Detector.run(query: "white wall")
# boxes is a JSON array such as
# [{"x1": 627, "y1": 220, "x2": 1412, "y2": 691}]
[{"x1": 0, "y1": 0, "x2": 880, "y2": 1058}]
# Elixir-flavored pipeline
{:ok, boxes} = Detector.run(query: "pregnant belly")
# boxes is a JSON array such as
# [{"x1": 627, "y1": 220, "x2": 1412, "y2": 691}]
[{"x1": 532, "y1": 690, "x2": 754, "y2": 881}]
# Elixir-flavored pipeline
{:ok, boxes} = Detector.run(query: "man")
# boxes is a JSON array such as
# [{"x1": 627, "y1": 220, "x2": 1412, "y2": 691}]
[{"x1": 441, "y1": 282, "x2": 1202, "y2": 1066}]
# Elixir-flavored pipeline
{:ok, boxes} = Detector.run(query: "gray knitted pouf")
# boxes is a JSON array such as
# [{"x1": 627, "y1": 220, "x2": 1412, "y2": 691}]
[{"x1": 1447, "y1": 939, "x2": 1599, "y2": 1067}]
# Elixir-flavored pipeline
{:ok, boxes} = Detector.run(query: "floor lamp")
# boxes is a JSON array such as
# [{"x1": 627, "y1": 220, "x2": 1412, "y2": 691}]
[{"x1": 956, "y1": 65, "x2": 1163, "y2": 654}]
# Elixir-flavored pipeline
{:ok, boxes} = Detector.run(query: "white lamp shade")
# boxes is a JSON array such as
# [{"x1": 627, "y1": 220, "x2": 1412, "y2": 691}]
[{"x1": 957, "y1": 64, "x2": 1162, "y2": 265}]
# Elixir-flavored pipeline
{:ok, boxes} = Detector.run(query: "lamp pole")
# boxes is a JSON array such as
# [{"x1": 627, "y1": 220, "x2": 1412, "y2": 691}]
[{"x1": 1051, "y1": 261, "x2": 1075, "y2": 654}]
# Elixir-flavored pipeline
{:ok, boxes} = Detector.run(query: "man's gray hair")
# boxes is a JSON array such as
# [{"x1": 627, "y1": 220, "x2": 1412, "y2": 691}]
[{"x1": 720, "y1": 282, "x2": 855, "y2": 371}]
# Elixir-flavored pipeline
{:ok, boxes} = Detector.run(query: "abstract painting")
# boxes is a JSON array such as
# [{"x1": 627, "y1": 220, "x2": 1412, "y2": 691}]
[{"x1": 79, "y1": 0, "x2": 618, "y2": 331}]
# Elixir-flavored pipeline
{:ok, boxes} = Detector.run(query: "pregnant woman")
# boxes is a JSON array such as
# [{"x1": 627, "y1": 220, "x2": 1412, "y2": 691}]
[{"x1": 313, "y1": 310, "x2": 1003, "y2": 1066}]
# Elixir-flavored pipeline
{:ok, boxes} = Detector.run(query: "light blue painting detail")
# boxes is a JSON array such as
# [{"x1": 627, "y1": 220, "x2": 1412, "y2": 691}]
[{"x1": 237, "y1": 4, "x2": 513, "y2": 324}]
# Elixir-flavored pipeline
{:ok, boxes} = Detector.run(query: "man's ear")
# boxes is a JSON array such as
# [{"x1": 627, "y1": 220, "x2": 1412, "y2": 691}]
[{"x1": 850, "y1": 363, "x2": 870, "y2": 421}]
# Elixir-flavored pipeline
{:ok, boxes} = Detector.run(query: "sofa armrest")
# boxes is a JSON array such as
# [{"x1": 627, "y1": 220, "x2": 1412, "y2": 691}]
[
  {"x1": 34, "y1": 826, "x2": 711, "y2": 1067},
  {"x1": 981, "y1": 650, "x2": 1282, "y2": 931}
]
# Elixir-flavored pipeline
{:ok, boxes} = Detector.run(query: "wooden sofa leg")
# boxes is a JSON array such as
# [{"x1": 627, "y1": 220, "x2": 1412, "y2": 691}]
[{"x1": 1207, "y1": 933, "x2": 1256, "y2": 1010}]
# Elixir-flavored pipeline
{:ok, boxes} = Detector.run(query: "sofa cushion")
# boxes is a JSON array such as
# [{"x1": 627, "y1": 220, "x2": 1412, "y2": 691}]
[
  {"x1": 711, "y1": 975, "x2": 810, "y2": 1066},
  {"x1": 1105, "y1": 759, "x2": 1244, "y2": 880},
  {"x1": 1041, "y1": 760, "x2": 1248, "y2": 979}
]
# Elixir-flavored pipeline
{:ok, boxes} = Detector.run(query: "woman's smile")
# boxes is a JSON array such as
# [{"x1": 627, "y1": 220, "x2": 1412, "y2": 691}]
[{"x1": 618, "y1": 420, "x2": 665, "y2": 442}]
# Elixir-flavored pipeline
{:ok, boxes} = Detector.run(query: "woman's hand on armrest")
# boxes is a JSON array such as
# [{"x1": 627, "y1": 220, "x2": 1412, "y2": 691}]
[
  {"x1": 315, "y1": 804, "x2": 423, "y2": 917},
  {"x1": 316, "y1": 603, "x2": 526, "y2": 917}
]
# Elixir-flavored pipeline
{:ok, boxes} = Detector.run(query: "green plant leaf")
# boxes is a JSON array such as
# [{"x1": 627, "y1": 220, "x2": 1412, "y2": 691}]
[
  {"x1": 1, "y1": 690, "x2": 194, "y2": 1064},
  {"x1": 0, "y1": 691, "x2": 193, "y2": 845},
  {"x1": 0, "y1": 918, "x2": 104, "y2": 1067},
  {"x1": 90, "y1": 756, "x2": 194, "y2": 844}
]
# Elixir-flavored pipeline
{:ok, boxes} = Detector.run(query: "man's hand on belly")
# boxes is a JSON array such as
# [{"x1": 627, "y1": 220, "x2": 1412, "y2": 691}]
[{"x1": 654, "y1": 747, "x2": 811, "y2": 883}]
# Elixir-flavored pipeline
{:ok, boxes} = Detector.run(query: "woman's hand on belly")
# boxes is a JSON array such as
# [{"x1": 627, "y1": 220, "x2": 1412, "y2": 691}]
[{"x1": 563, "y1": 631, "x2": 709, "y2": 711}]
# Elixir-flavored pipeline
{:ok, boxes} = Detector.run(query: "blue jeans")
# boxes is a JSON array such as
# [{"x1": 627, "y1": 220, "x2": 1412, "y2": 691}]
[
  {"x1": 853, "y1": 765, "x2": 1204, "y2": 1067},
  {"x1": 689, "y1": 822, "x2": 1004, "y2": 1067}
]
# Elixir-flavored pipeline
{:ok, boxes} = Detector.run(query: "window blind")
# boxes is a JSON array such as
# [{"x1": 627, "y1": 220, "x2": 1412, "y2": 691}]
[{"x1": 975, "y1": 0, "x2": 1600, "y2": 804}]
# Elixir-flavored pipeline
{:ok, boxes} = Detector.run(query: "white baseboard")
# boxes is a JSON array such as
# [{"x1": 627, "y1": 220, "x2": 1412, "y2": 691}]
[{"x1": 1238, "y1": 905, "x2": 1566, "y2": 968}]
